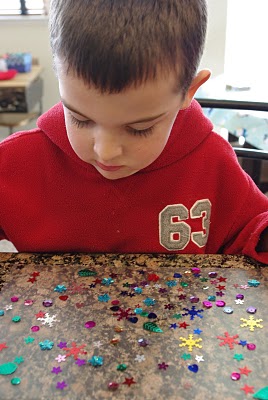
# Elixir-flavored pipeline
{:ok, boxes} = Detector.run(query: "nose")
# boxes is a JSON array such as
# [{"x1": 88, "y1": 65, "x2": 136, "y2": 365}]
[{"x1": 93, "y1": 128, "x2": 123, "y2": 162}]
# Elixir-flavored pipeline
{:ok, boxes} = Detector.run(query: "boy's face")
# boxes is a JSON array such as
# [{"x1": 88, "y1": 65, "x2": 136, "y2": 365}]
[{"x1": 58, "y1": 67, "x2": 187, "y2": 180}]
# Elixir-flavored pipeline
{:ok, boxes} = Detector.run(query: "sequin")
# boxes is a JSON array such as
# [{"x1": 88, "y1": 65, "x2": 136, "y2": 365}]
[
  {"x1": 138, "y1": 338, "x2": 149, "y2": 347},
  {"x1": 236, "y1": 294, "x2": 244, "y2": 300},
  {"x1": 108, "y1": 382, "x2": 119, "y2": 391},
  {"x1": 78, "y1": 269, "x2": 97, "y2": 277},
  {"x1": 111, "y1": 300, "x2": 120, "y2": 305},
  {"x1": 190, "y1": 296, "x2": 199, "y2": 303},
  {"x1": 31, "y1": 326, "x2": 40, "y2": 332},
  {"x1": 231, "y1": 372, "x2": 241, "y2": 381},
  {"x1": 216, "y1": 300, "x2": 226, "y2": 307},
  {"x1": 24, "y1": 299, "x2": 34, "y2": 306},
  {"x1": 0, "y1": 362, "x2": 17, "y2": 375},
  {"x1": 247, "y1": 279, "x2": 260, "y2": 287},
  {"x1": 246, "y1": 307, "x2": 257, "y2": 314},
  {"x1": 84, "y1": 321, "x2": 96, "y2": 329},
  {"x1": 223, "y1": 307, "x2": 234, "y2": 314},
  {"x1": 0, "y1": 310, "x2": 4, "y2": 316},
  {"x1": 10, "y1": 296, "x2": 19, "y2": 302},
  {"x1": 191, "y1": 267, "x2": 201, "y2": 274},
  {"x1": 88, "y1": 356, "x2": 103, "y2": 367},
  {"x1": 117, "y1": 364, "x2": 127, "y2": 371},
  {"x1": 143, "y1": 322, "x2": 163, "y2": 333},
  {"x1": 207, "y1": 296, "x2": 216, "y2": 301},
  {"x1": 42, "y1": 300, "x2": 53, "y2": 307},
  {"x1": 188, "y1": 364, "x2": 198, "y2": 373},
  {"x1": 39, "y1": 340, "x2": 54, "y2": 350},
  {"x1": 247, "y1": 343, "x2": 256, "y2": 351},
  {"x1": 202, "y1": 301, "x2": 212, "y2": 309},
  {"x1": 128, "y1": 317, "x2": 138, "y2": 323},
  {"x1": 148, "y1": 312, "x2": 157, "y2": 319},
  {"x1": 208, "y1": 272, "x2": 217, "y2": 278},
  {"x1": 12, "y1": 316, "x2": 21, "y2": 323},
  {"x1": 11, "y1": 377, "x2": 21, "y2": 385}
]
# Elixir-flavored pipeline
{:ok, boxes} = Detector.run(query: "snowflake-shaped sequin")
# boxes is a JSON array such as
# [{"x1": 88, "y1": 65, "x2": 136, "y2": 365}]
[
  {"x1": 240, "y1": 316, "x2": 263, "y2": 332},
  {"x1": 217, "y1": 332, "x2": 239, "y2": 349},
  {"x1": 98, "y1": 293, "x2": 111, "y2": 302},
  {"x1": 135, "y1": 354, "x2": 145, "y2": 363},
  {"x1": 63, "y1": 342, "x2": 87, "y2": 360},
  {"x1": 37, "y1": 313, "x2": 59, "y2": 327},
  {"x1": 235, "y1": 299, "x2": 244, "y2": 305},
  {"x1": 143, "y1": 298, "x2": 156, "y2": 306},
  {"x1": 179, "y1": 334, "x2": 202, "y2": 352},
  {"x1": 182, "y1": 306, "x2": 204, "y2": 320},
  {"x1": 54, "y1": 285, "x2": 67, "y2": 293},
  {"x1": 113, "y1": 307, "x2": 135, "y2": 321}
]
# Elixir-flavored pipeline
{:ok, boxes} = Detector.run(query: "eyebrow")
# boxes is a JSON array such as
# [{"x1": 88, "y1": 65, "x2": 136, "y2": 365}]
[{"x1": 61, "y1": 98, "x2": 167, "y2": 125}]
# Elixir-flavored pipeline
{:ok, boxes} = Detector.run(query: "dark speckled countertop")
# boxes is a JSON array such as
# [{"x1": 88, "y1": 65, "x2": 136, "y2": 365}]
[{"x1": 0, "y1": 253, "x2": 267, "y2": 400}]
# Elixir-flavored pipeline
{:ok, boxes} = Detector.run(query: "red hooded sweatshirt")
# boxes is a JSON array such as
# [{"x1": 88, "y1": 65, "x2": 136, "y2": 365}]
[{"x1": 0, "y1": 100, "x2": 268, "y2": 263}]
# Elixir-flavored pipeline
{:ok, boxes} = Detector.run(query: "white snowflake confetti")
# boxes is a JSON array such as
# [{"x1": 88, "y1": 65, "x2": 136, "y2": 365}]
[
  {"x1": 93, "y1": 340, "x2": 103, "y2": 348},
  {"x1": 135, "y1": 354, "x2": 146, "y2": 363},
  {"x1": 235, "y1": 299, "x2": 244, "y2": 305},
  {"x1": 5, "y1": 304, "x2": 13, "y2": 310},
  {"x1": 37, "y1": 313, "x2": 59, "y2": 327}
]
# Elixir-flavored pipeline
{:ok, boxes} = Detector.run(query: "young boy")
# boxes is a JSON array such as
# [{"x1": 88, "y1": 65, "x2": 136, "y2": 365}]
[{"x1": 0, "y1": 0, "x2": 268, "y2": 263}]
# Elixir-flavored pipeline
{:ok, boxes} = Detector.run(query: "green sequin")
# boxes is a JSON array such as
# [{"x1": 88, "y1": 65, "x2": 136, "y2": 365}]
[
  {"x1": 12, "y1": 316, "x2": 21, "y2": 323},
  {"x1": 78, "y1": 269, "x2": 97, "y2": 277},
  {"x1": 11, "y1": 377, "x2": 21, "y2": 385},
  {"x1": 0, "y1": 362, "x2": 17, "y2": 375},
  {"x1": 253, "y1": 387, "x2": 268, "y2": 400},
  {"x1": 143, "y1": 322, "x2": 163, "y2": 333},
  {"x1": 117, "y1": 364, "x2": 127, "y2": 371}
]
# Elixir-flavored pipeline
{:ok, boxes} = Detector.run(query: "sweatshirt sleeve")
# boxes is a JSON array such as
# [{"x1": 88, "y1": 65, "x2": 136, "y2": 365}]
[{"x1": 222, "y1": 174, "x2": 268, "y2": 264}]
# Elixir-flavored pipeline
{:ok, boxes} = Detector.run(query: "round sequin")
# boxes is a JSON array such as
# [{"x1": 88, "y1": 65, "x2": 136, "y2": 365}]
[
  {"x1": 108, "y1": 382, "x2": 119, "y2": 391},
  {"x1": 0, "y1": 310, "x2": 4, "y2": 316},
  {"x1": 84, "y1": 321, "x2": 96, "y2": 329},
  {"x1": 24, "y1": 299, "x2": 34, "y2": 306},
  {"x1": 11, "y1": 296, "x2": 19, "y2": 302},
  {"x1": 208, "y1": 272, "x2": 217, "y2": 278},
  {"x1": 231, "y1": 372, "x2": 241, "y2": 381},
  {"x1": 247, "y1": 343, "x2": 256, "y2": 351},
  {"x1": 191, "y1": 267, "x2": 201, "y2": 274},
  {"x1": 246, "y1": 307, "x2": 257, "y2": 314},
  {"x1": 190, "y1": 296, "x2": 199, "y2": 303},
  {"x1": 202, "y1": 301, "x2": 212, "y2": 309},
  {"x1": 216, "y1": 300, "x2": 226, "y2": 307},
  {"x1": 42, "y1": 300, "x2": 53, "y2": 307},
  {"x1": 111, "y1": 300, "x2": 120, "y2": 305},
  {"x1": 148, "y1": 312, "x2": 157, "y2": 319},
  {"x1": 11, "y1": 377, "x2": 21, "y2": 385},
  {"x1": 12, "y1": 316, "x2": 21, "y2": 323},
  {"x1": 138, "y1": 338, "x2": 149, "y2": 347},
  {"x1": 31, "y1": 326, "x2": 40, "y2": 332},
  {"x1": 223, "y1": 307, "x2": 233, "y2": 314},
  {"x1": 236, "y1": 294, "x2": 244, "y2": 300}
]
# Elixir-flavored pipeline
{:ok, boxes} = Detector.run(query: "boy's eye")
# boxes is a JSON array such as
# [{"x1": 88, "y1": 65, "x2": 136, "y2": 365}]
[{"x1": 69, "y1": 113, "x2": 154, "y2": 137}]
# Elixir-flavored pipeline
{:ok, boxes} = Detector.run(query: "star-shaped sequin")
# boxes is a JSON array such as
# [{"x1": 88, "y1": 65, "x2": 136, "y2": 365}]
[
  {"x1": 24, "y1": 336, "x2": 35, "y2": 344},
  {"x1": 75, "y1": 358, "x2": 86, "y2": 366},
  {"x1": 239, "y1": 366, "x2": 252, "y2": 376},
  {"x1": 195, "y1": 355, "x2": 204, "y2": 363},
  {"x1": 240, "y1": 384, "x2": 254, "y2": 394},
  {"x1": 158, "y1": 362, "x2": 169, "y2": 370},
  {"x1": 122, "y1": 377, "x2": 136, "y2": 387},
  {"x1": 56, "y1": 381, "x2": 68, "y2": 390},
  {"x1": 233, "y1": 353, "x2": 244, "y2": 361},
  {"x1": 51, "y1": 366, "x2": 62, "y2": 375},
  {"x1": 0, "y1": 342, "x2": 8, "y2": 351}
]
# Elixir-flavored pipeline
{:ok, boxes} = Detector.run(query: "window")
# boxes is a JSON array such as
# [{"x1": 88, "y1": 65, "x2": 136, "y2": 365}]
[{"x1": 0, "y1": 0, "x2": 45, "y2": 15}]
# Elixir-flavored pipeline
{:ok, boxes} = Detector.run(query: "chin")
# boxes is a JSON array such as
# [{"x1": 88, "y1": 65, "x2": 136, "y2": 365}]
[{"x1": 96, "y1": 167, "x2": 138, "y2": 180}]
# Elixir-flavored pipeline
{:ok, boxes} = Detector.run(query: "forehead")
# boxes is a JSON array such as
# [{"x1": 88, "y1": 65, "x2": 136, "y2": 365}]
[{"x1": 58, "y1": 66, "x2": 181, "y2": 123}]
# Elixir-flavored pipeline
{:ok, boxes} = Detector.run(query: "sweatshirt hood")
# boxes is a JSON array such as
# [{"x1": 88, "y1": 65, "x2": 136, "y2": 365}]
[{"x1": 37, "y1": 99, "x2": 213, "y2": 172}]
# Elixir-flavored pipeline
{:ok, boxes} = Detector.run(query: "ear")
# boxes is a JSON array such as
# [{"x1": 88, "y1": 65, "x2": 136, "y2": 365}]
[{"x1": 181, "y1": 69, "x2": 211, "y2": 109}]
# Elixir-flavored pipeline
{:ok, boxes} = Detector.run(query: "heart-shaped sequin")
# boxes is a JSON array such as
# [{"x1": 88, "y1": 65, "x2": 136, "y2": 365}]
[
  {"x1": 59, "y1": 295, "x2": 68, "y2": 301},
  {"x1": 188, "y1": 364, "x2": 198, "y2": 373}
]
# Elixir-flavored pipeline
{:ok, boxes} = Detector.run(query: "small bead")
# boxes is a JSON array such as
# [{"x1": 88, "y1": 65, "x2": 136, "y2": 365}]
[
  {"x1": 202, "y1": 301, "x2": 212, "y2": 309},
  {"x1": 11, "y1": 296, "x2": 19, "y2": 302},
  {"x1": 236, "y1": 294, "x2": 244, "y2": 300},
  {"x1": 223, "y1": 307, "x2": 233, "y2": 314},
  {"x1": 42, "y1": 300, "x2": 53, "y2": 307},
  {"x1": 247, "y1": 343, "x2": 256, "y2": 351},
  {"x1": 246, "y1": 307, "x2": 257, "y2": 314},
  {"x1": 231, "y1": 372, "x2": 241, "y2": 381},
  {"x1": 216, "y1": 300, "x2": 226, "y2": 307}
]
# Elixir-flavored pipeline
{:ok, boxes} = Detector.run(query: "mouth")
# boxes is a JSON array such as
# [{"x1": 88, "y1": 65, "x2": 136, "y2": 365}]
[{"x1": 96, "y1": 161, "x2": 123, "y2": 172}]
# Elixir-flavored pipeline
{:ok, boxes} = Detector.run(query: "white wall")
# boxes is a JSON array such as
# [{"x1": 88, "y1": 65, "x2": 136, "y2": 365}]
[{"x1": 0, "y1": 0, "x2": 227, "y2": 137}]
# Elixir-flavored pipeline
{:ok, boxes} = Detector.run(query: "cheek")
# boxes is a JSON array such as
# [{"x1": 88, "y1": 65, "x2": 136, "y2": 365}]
[{"x1": 65, "y1": 120, "x2": 90, "y2": 159}]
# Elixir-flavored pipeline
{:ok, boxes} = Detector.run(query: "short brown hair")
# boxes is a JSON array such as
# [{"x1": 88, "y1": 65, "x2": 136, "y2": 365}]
[{"x1": 49, "y1": 0, "x2": 207, "y2": 95}]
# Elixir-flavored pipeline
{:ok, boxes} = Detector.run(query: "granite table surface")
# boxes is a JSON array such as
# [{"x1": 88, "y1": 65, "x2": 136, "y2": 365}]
[{"x1": 0, "y1": 252, "x2": 267, "y2": 400}]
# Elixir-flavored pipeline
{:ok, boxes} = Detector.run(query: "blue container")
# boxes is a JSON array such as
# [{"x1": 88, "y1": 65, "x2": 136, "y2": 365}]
[{"x1": 6, "y1": 52, "x2": 32, "y2": 73}]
